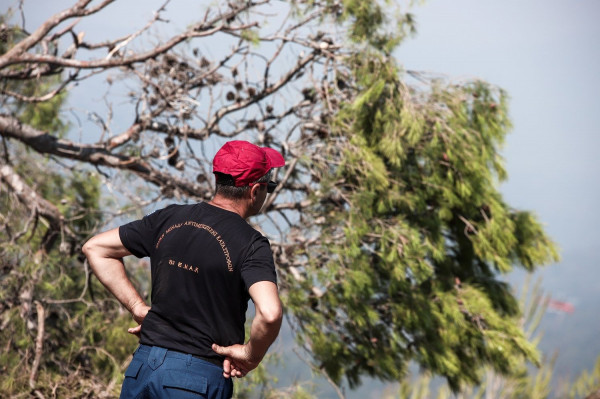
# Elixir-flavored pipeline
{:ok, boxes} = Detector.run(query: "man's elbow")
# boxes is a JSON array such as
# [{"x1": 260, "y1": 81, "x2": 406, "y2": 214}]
[
  {"x1": 82, "y1": 236, "x2": 106, "y2": 264},
  {"x1": 81, "y1": 239, "x2": 93, "y2": 258},
  {"x1": 81, "y1": 236, "x2": 99, "y2": 259},
  {"x1": 260, "y1": 303, "x2": 283, "y2": 327}
]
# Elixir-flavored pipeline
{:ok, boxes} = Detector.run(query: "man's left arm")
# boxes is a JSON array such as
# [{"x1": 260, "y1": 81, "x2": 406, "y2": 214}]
[
  {"x1": 212, "y1": 281, "x2": 283, "y2": 378},
  {"x1": 82, "y1": 228, "x2": 150, "y2": 335}
]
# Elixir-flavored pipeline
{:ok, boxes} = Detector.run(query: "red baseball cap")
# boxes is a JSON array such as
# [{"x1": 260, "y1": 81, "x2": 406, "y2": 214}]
[{"x1": 212, "y1": 140, "x2": 285, "y2": 187}]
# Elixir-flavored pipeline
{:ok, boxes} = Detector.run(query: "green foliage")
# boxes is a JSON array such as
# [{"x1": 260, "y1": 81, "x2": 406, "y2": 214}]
[
  {"x1": 0, "y1": 169, "x2": 144, "y2": 396},
  {"x1": 0, "y1": 21, "x2": 137, "y2": 392},
  {"x1": 336, "y1": 0, "x2": 417, "y2": 53},
  {"x1": 1, "y1": 13, "x2": 68, "y2": 136},
  {"x1": 16, "y1": 76, "x2": 69, "y2": 135},
  {"x1": 371, "y1": 278, "x2": 600, "y2": 399},
  {"x1": 568, "y1": 357, "x2": 600, "y2": 399},
  {"x1": 0, "y1": 143, "x2": 143, "y2": 396},
  {"x1": 239, "y1": 28, "x2": 261, "y2": 46},
  {"x1": 288, "y1": 48, "x2": 559, "y2": 391}
]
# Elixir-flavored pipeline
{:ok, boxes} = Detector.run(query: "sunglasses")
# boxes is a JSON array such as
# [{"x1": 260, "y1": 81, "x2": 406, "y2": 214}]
[{"x1": 255, "y1": 181, "x2": 278, "y2": 193}]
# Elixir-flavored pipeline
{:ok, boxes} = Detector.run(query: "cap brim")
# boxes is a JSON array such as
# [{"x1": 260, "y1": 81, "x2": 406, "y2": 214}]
[{"x1": 262, "y1": 147, "x2": 285, "y2": 168}]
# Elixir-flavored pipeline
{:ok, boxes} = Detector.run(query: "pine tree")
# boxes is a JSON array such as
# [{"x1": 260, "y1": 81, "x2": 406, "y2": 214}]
[{"x1": 285, "y1": 3, "x2": 559, "y2": 392}]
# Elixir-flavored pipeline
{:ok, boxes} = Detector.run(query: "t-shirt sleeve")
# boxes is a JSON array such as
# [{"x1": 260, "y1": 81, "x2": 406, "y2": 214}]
[
  {"x1": 119, "y1": 206, "x2": 172, "y2": 258},
  {"x1": 241, "y1": 235, "x2": 278, "y2": 290}
]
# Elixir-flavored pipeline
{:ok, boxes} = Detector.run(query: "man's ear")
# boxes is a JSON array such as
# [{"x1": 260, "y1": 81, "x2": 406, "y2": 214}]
[{"x1": 249, "y1": 183, "x2": 261, "y2": 200}]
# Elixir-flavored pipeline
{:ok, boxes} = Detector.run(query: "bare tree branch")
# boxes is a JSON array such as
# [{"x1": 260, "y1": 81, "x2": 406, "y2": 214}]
[
  {"x1": 0, "y1": 1, "x2": 266, "y2": 73},
  {"x1": 0, "y1": 115, "x2": 212, "y2": 199},
  {"x1": 0, "y1": 72, "x2": 78, "y2": 103},
  {"x1": 1, "y1": 0, "x2": 112, "y2": 66},
  {"x1": 0, "y1": 161, "x2": 64, "y2": 230}
]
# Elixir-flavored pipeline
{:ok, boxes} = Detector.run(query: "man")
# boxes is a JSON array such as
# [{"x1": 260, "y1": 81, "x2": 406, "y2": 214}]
[{"x1": 82, "y1": 140, "x2": 284, "y2": 398}]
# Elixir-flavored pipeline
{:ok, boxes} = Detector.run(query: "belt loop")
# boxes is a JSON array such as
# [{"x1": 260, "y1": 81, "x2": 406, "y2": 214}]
[
  {"x1": 148, "y1": 346, "x2": 168, "y2": 370},
  {"x1": 186, "y1": 353, "x2": 192, "y2": 367}
]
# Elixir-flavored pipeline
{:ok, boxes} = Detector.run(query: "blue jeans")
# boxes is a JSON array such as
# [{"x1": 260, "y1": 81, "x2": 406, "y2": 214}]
[{"x1": 120, "y1": 345, "x2": 233, "y2": 399}]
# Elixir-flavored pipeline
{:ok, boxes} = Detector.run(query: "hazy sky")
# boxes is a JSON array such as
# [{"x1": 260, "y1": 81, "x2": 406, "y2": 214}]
[{"x1": 5, "y1": 0, "x2": 600, "y2": 394}]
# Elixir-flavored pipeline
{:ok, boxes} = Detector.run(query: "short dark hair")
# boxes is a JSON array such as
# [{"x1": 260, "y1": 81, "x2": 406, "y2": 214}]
[{"x1": 215, "y1": 170, "x2": 272, "y2": 199}]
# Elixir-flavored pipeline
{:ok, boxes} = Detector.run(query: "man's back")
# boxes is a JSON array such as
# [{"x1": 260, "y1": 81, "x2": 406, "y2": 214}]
[{"x1": 119, "y1": 202, "x2": 277, "y2": 365}]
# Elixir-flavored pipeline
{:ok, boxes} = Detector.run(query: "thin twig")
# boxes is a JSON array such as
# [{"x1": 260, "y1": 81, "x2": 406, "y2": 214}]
[{"x1": 29, "y1": 301, "x2": 46, "y2": 389}]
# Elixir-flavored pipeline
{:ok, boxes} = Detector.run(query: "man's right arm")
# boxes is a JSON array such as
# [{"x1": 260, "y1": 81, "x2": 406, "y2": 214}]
[
  {"x1": 211, "y1": 280, "x2": 282, "y2": 378},
  {"x1": 82, "y1": 228, "x2": 150, "y2": 331}
]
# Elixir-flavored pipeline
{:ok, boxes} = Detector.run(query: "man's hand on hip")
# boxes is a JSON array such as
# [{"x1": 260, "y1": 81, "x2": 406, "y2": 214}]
[
  {"x1": 128, "y1": 302, "x2": 151, "y2": 338},
  {"x1": 212, "y1": 281, "x2": 282, "y2": 378},
  {"x1": 212, "y1": 343, "x2": 259, "y2": 378}
]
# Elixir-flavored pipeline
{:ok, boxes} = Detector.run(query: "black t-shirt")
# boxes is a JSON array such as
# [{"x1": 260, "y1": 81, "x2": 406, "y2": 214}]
[{"x1": 119, "y1": 202, "x2": 277, "y2": 365}]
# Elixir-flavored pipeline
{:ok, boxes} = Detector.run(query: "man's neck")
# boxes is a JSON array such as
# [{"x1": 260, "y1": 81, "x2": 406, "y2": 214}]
[{"x1": 208, "y1": 195, "x2": 250, "y2": 219}]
